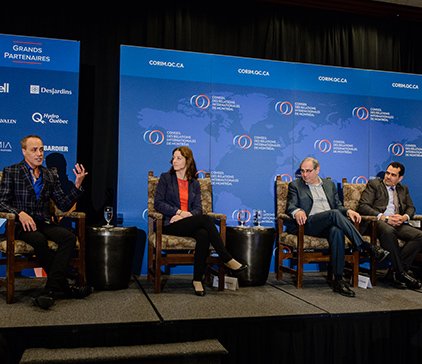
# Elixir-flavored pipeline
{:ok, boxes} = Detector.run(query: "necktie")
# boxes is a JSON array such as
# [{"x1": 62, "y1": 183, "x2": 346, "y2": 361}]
[{"x1": 391, "y1": 186, "x2": 399, "y2": 213}]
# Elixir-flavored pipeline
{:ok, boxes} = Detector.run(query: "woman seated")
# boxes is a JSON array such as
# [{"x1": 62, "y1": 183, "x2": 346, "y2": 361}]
[{"x1": 154, "y1": 146, "x2": 247, "y2": 296}]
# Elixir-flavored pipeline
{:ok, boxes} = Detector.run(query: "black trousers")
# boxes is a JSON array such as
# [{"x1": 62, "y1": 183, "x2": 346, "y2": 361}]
[
  {"x1": 375, "y1": 221, "x2": 422, "y2": 274},
  {"x1": 305, "y1": 209, "x2": 365, "y2": 277},
  {"x1": 163, "y1": 214, "x2": 232, "y2": 281},
  {"x1": 16, "y1": 221, "x2": 76, "y2": 292}
]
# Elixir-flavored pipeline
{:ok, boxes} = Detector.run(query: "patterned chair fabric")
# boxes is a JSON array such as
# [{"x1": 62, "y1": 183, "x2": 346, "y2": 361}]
[
  {"x1": 0, "y1": 170, "x2": 86, "y2": 304},
  {"x1": 342, "y1": 178, "x2": 422, "y2": 284},
  {"x1": 275, "y1": 176, "x2": 359, "y2": 288},
  {"x1": 147, "y1": 171, "x2": 226, "y2": 293}
]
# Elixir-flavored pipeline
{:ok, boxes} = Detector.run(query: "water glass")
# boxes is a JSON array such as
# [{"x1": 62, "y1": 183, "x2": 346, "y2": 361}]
[{"x1": 104, "y1": 206, "x2": 113, "y2": 227}]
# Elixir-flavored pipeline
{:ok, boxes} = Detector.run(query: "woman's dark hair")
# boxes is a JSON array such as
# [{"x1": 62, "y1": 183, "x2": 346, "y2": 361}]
[{"x1": 169, "y1": 146, "x2": 198, "y2": 180}]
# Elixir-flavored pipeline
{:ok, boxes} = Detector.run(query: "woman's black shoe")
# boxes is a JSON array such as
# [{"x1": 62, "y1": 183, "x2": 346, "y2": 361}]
[
  {"x1": 192, "y1": 281, "x2": 206, "y2": 296},
  {"x1": 226, "y1": 263, "x2": 248, "y2": 275}
]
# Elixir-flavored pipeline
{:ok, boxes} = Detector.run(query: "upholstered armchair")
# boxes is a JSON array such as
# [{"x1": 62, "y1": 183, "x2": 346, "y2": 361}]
[
  {"x1": 275, "y1": 175, "x2": 359, "y2": 288},
  {"x1": 342, "y1": 177, "x2": 422, "y2": 285},
  {"x1": 0, "y1": 171, "x2": 86, "y2": 304},
  {"x1": 147, "y1": 171, "x2": 226, "y2": 293}
]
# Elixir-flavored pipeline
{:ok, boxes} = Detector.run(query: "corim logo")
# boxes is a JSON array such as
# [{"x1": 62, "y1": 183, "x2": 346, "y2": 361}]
[
  {"x1": 314, "y1": 139, "x2": 332, "y2": 153},
  {"x1": 275, "y1": 101, "x2": 293, "y2": 116},
  {"x1": 388, "y1": 142, "x2": 405, "y2": 156},
  {"x1": 352, "y1": 106, "x2": 369, "y2": 120},
  {"x1": 32, "y1": 112, "x2": 46, "y2": 124},
  {"x1": 190, "y1": 94, "x2": 210, "y2": 109},
  {"x1": 142, "y1": 208, "x2": 148, "y2": 222},
  {"x1": 232, "y1": 209, "x2": 251, "y2": 223},
  {"x1": 278, "y1": 173, "x2": 292, "y2": 182},
  {"x1": 233, "y1": 134, "x2": 253, "y2": 149},
  {"x1": 351, "y1": 175, "x2": 368, "y2": 184},
  {"x1": 143, "y1": 129, "x2": 165, "y2": 145},
  {"x1": 196, "y1": 170, "x2": 207, "y2": 179}
]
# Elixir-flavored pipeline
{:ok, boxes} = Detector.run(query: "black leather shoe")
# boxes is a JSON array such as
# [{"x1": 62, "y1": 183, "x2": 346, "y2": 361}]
[
  {"x1": 66, "y1": 285, "x2": 93, "y2": 299},
  {"x1": 395, "y1": 272, "x2": 422, "y2": 290},
  {"x1": 363, "y1": 244, "x2": 390, "y2": 262},
  {"x1": 226, "y1": 263, "x2": 248, "y2": 275},
  {"x1": 333, "y1": 279, "x2": 356, "y2": 297},
  {"x1": 31, "y1": 293, "x2": 55, "y2": 310},
  {"x1": 192, "y1": 281, "x2": 206, "y2": 296}
]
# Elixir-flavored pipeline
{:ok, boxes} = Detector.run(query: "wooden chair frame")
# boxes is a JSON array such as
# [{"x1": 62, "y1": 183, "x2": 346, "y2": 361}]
[
  {"x1": 147, "y1": 171, "x2": 225, "y2": 293},
  {"x1": 0, "y1": 171, "x2": 86, "y2": 304},
  {"x1": 342, "y1": 177, "x2": 422, "y2": 285},
  {"x1": 275, "y1": 175, "x2": 359, "y2": 288}
]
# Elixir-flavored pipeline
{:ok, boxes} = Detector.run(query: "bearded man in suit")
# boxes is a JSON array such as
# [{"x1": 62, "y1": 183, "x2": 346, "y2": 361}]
[{"x1": 358, "y1": 161, "x2": 422, "y2": 289}]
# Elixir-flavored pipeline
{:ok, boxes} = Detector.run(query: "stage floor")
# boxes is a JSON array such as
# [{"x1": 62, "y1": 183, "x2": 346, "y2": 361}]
[{"x1": 1, "y1": 271, "x2": 422, "y2": 329}]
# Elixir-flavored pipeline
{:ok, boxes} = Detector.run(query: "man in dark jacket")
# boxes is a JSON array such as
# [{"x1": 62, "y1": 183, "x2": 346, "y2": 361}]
[
  {"x1": 358, "y1": 161, "x2": 422, "y2": 289},
  {"x1": 0, "y1": 135, "x2": 91, "y2": 309},
  {"x1": 287, "y1": 157, "x2": 388, "y2": 297}
]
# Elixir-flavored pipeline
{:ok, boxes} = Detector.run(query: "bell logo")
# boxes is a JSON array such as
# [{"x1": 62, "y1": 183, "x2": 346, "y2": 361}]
[{"x1": 0, "y1": 83, "x2": 10, "y2": 93}]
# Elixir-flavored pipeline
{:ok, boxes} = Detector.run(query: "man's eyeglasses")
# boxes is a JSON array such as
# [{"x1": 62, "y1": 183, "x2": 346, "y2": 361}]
[{"x1": 300, "y1": 168, "x2": 314, "y2": 174}]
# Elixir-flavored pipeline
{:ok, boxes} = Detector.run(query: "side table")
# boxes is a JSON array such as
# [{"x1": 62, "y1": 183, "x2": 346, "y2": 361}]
[
  {"x1": 226, "y1": 226, "x2": 275, "y2": 286},
  {"x1": 86, "y1": 226, "x2": 137, "y2": 290}
]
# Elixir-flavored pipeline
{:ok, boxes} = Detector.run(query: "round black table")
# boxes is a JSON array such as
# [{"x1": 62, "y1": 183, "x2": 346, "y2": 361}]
[
  {"x1": 226, "y1": 226, "x2": 275, "y2": 286},
  {"x1": 86, "y1": 226, "x2": 137, "y2": 290}
]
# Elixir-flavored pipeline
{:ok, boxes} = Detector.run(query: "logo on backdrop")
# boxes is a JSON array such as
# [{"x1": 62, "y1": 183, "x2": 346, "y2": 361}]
[
  {"x1": 142, "y1": 208, "x2": 148, "y2": 222},
  {"x1": 232, "y1": 209, "x2": 251, "y2": 224},
  {"x1": 278, "y1": 173, "x2": 293, "y2": 182},
  {"x1": 233, "y1": 134, "x2": 253, "y2": 149},
  {"x1": 190, "y1": 94, "x2": 210, "y2": 109},
  {"x1": 143, "y1": 129, "x2": 165, "y2": 145},
  {"x1": 196, "y1": 170, "x2": 207, "y2": 179},
  {"x1": 0, "y1": 140, "x2": 12, "y2": 152},
  {"x1": 30, "y1": 84, "x2": 72, "y2": 95},
  {"x1": 388, "y1": 143, "x2": 405, "y2": 157},
  {"x1": 275, "y1": 101, "x2": 293, "y2": 116},
  {"x1": 352, "y1": 106, "x2": 369, "y2": 120},
  {"x1": 351, "y1": 175, "x2": 368, "y2": 184},
  {"x1": 32, "y1": 112, "x2": 69, "y2": 125},
  {"x1": 0, "y1": 82, "x2": 10, "y2": 93},
  {"x1": 314, "y1": 139, "x2": 332, "y2": 153}
]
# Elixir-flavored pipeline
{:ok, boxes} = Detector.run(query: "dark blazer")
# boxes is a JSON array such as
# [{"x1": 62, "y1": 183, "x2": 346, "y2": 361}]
[
  {"x1": 0, "y1": 160, "x2": 82, "y2": 221},
  {"x1": 286, "y1": 177, "x2": 347, "y2": 232},
  {"x1": 154, "y1": 172, "x2": 202, "y2": 226},
  {"x1": 357, "y1": 178, "x2": 415, "y2": 218}
]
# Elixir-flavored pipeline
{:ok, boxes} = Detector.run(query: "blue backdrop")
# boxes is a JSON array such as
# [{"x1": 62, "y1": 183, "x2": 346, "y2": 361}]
[
  {"x1": 118, "y1": 45, "x2": 422, "y2": 275},
  {"x1": 0, "y1": 33, "x2": 80, "y2": 276}
]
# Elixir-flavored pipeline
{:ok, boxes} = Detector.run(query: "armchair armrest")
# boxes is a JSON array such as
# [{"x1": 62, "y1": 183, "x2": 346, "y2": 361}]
[
  {"x1": 0, "y1": 212, "x2": 16, "y2": 220},
  {"x1": 207, "y1": 212, "x2": 226, "y2": 220},
  {"x1": 148, "y1": 211, "x2": 163, "y2": 220}
]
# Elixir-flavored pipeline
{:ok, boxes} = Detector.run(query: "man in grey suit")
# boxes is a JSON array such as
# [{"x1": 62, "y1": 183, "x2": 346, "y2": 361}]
[
  {"x1": 286, "y1": 157, "x2": 388, "y2": 297},
  {"x1": 358, "y1": 161, "x2": 422, "y2": 289}
]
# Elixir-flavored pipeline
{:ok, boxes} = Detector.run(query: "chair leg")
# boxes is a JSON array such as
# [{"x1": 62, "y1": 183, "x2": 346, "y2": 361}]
[
  {"x1": 6, "y1": 265, "x2": 15, "y2": 304},
  {"x1": 352, "y1": 251, "x2": 359, "y2": 288}
]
